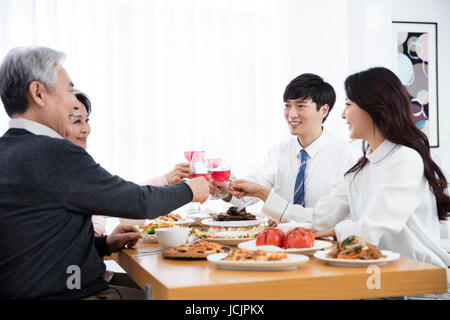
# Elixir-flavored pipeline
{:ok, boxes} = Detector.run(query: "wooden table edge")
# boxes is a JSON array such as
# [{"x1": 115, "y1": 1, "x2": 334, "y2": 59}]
[{"x1": 111, "y1": 250, "x2": 448, "y2": 300}]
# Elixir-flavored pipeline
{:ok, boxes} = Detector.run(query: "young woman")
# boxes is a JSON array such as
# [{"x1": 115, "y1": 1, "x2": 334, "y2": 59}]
[
  {"x1": 229, "y1": 67, "x2": 450, "y2": 269},
  {"x1": 67, "y1": 90, "x2": 191, "y2": 236}
]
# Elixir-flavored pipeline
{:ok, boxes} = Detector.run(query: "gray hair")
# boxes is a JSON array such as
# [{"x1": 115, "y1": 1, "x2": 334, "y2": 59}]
[{"x1": 0, "y1": 46, "x2": 66, "y2": 117}]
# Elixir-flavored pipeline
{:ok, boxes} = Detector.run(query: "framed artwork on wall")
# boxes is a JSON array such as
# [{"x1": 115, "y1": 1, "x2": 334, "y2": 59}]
[{"x1": 392, "y1": 21, "x2": 439, "y2": 147}]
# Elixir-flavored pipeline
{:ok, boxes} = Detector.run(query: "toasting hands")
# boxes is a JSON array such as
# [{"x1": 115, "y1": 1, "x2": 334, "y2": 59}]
[
  {"x1": 186, "y1": 177, "x2": 210, "y2": 203},
  {"x1": 228, "y1": 179, "x2": 270, "y2": 201},
  {"x1": 165, "y1": 163, "x2": 191, "y2": 185},
  {"x1": 209, "y1": 180, "x2": 232, "y2": 201}
]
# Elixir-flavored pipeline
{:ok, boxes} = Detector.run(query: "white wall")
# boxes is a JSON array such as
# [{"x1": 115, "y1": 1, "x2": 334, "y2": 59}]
[
  {"x1": 326, "y1": 0, "x2": 450, "y2": 178},
  {"x1": 287, "y1": 0, "x2": 351, "y2": 142},
  {"x1": 391, "y1": 0, "x2": 450, "y2": 179}
]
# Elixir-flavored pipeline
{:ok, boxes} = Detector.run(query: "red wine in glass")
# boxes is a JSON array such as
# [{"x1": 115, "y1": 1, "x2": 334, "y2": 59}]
[
  {"x1": 211, "y1": 170, "x2": 230, "y2": 183},
  {"x1": 190, "y1": 172, "x2": 212, "y2": 181},
  {"x1": 184, "y1": 151, "x2": 205, "y2": 163}
]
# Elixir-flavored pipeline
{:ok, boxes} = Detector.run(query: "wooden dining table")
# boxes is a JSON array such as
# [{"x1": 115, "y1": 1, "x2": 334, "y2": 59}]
[{"x1": 111, "y1": 240, "x2": 448, "y2": 300}]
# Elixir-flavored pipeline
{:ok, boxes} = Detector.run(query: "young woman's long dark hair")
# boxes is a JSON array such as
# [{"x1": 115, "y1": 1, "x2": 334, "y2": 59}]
[{"x1": 344, "y1": 67, "x2": 449, "y2": 221}]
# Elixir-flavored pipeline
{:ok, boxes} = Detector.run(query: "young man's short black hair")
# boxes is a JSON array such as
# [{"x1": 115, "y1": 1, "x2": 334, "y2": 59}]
[{"x1": 283, "y1": 73, "x2": 336, "y2": 122}]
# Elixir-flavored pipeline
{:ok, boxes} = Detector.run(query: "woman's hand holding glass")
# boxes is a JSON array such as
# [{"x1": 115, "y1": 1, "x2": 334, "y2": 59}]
[{"x1": 165, "y1": 163, "x2": 190, "y2": 185}]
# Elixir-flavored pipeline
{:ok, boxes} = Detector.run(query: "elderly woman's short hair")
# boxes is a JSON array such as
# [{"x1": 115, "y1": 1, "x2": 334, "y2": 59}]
[
  {"x1": 73, "y1": 89, "x2": 92, "y2": 115},
  {"x1": 0, "y1": 46, "x2": 65, "y2": 117}
]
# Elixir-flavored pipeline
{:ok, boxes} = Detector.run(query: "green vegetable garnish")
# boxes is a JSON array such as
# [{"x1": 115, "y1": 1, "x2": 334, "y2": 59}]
[
  {"x1": 342, "y1": 235, "x2": 355, "y2": 247},
  {"x1": 142, "y1": 227, "x2": 155, "y2": 235}
]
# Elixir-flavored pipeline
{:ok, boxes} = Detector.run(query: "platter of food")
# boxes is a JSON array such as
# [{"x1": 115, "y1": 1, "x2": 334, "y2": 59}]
[
  {"x1": 155, "y1": 213, "x2": 194, "y2": 226},
  {"x1": 139, "y1": 213, "x2": 193, "y2": 243},
  {"x1": 162, "y1": 240, "x2": 228, "y2": 259},
  {"x1": 207, "y1": 248, "x2": 309, "y2": 271},
  {"x1": 313, "y1": 235, "x2": 400, "y2": 267},
  {"x1": 190, "y1": 225, "x2": 266, "y2": 246},
  {"x1": 201, "y1": 218, "x2": 266, "y2": 228},
  {"x1": 202, "y1": 206, "x2": 266, "y2": 227}
]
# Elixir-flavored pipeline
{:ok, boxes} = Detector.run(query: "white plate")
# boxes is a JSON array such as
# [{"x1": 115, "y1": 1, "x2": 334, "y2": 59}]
[
  {"x1": 201, "y1": 217, "x2": 267, "y2": 228},
  {"x1": 173, "y1": 218, "x2": 194, "y2": 225},
  {"x1": 313, "y1": 249, "x2": 400, "y2": 267},
  {"x1": 143, "y1": 217, "x2": 194, "y2": 225},
  {"x1": 238, "y1": 239, "x2": 333, "y2": 256},
  {"x1": 191, "y1": 227, "x2": 264, "y2": 246},
  {"x1": 207, "y1": 253, "x2": 309, "y2": 271},
  {"x1": 187, "y1": 212, "x2": 212, "y2": 223}
]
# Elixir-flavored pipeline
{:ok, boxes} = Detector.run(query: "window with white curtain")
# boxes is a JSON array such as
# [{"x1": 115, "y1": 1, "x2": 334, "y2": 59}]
[
  {"x1": 0, "y1": 0, "x2": 295, "y2": 182},
  {"x1": 1, "y1": 0, "x2": 391, "y2": 184}
]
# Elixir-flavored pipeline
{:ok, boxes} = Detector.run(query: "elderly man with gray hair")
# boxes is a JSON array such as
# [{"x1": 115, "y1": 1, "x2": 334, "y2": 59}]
[{"x1": 0, "y1": 46, "x2": 209, "y2": 299}]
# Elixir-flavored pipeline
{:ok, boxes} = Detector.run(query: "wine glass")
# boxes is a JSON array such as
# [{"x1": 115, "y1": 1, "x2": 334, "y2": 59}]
[
  {"x1": 207, "y1": 157, "x2": 222, "y2": 170},
  {"x1": 184, "y1": 136, "x2": 206, "y2": 163},
  {"x1": 184, "y1": 150, "x2": 205, "y2": 163},
  {"x1": 209, "y1": 160, "x2": 231, "y2": 199},
  {"x1": 187, "y1": 152, "x2": 212, "y2": 213},
  {"x1": 184, "y1": 150, "x2": 206, "y2": 213},
  {"x1": 204, "y1": 140, "x2": 222, "y2": 170},
  {"x1": 189, "y1": 152, "x2": 212, "y2": 181}
]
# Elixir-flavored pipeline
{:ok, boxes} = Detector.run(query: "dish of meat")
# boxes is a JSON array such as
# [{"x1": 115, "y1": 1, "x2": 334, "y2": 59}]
[
  {"x1": 207, "y1": 248, "x2": 309, "y2": 271},
  {"x1": 202, "y1": 208, "x2": 267, "y2": 227},
  {"x1": 212, "y1": 206, "x2": 257, "y2": 221},
  {"x1": 313, "y1": 236, "x2": 400, "y2": 267},
  {"x1": 162, "y1": 240, "x2": 228, "y2": 259},
  {"x1": 327, "y1": 235, "x2": 385, "y2": 260}
]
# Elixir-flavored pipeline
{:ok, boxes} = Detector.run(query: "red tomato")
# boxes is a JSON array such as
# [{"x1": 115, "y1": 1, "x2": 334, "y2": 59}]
[
  {"x1": 284, "y1": 227, "x2": 314, "y2": 249},
  {"x1": 255, "y1": 228, "x2": 285, "y2": 248}
]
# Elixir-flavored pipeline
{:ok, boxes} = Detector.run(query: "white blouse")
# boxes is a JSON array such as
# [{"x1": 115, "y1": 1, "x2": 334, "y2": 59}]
[{"x1": 263, "y1": 139, "x2": 450, "y2": 268}]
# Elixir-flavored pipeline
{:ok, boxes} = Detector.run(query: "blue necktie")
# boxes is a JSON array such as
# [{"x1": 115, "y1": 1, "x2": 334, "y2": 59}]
[{"x1": 294, "y1": 149, "x2": 307, "y2": 206}]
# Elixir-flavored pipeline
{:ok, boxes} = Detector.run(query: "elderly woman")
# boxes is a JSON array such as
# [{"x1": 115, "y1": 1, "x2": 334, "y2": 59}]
[{"x1": 67, "y1": 90, "x2": 191, "y2": 236}]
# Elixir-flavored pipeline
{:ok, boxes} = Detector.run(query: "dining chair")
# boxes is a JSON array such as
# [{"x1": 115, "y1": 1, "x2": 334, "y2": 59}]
[{"x1": 145, "y1": 284, "x2": 152, "y2": 300}]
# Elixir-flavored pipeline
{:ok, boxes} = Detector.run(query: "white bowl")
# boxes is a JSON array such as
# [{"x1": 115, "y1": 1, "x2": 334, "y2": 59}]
[
  {"x1": 140, "y1": 233, "x2": 158, "y2": 243},
  {"x1": 155, "y1": 227, "x2": 190, "y2": 248}
]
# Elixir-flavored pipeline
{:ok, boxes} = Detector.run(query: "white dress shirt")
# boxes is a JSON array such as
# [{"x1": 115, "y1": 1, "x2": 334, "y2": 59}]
[
  {"x1": 231, "y1": 130, "x2": 360, "y2": 212},
  {"x1": 263, "y1": 139, "x2": 450, "y2": 268},
  {"x1": 9, "y1": 118, "x2": 63, "y2": 139}
]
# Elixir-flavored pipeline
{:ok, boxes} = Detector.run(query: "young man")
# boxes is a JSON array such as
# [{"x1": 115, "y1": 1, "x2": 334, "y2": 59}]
[
  {"x1": 0, "y1": 46, "x2": 209, "y2": 299},
  {"x1": 212, "y1": 73, "x2": 360, "y2": 223}
]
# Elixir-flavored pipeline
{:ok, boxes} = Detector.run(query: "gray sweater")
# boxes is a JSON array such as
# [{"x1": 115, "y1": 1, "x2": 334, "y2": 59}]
[{"x1": 0, "y1": 128, "x2": 193, "y2": 299}]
